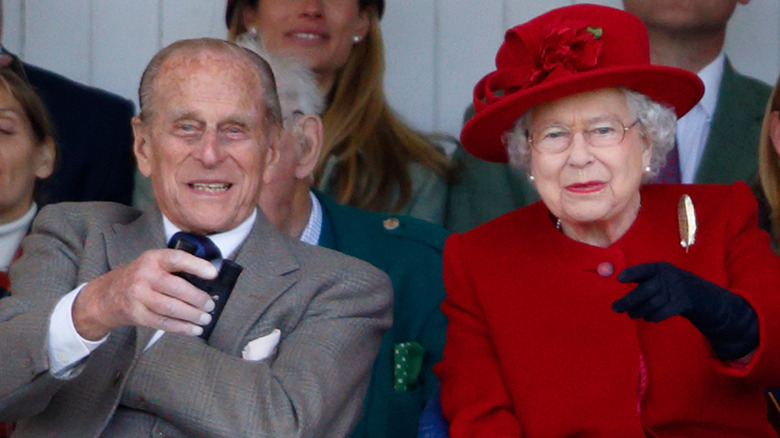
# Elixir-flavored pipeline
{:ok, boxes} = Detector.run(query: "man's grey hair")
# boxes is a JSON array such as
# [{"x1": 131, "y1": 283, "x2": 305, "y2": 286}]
[
  {"x1": 137, "y1": 37, "x2": 283, "y2": 128},
  {"x1": 504, "y1": 87, "x2": 677, "y2": 182},
  {"x1": 234, "y1": 33, "x2": 324, "y2": 124}
]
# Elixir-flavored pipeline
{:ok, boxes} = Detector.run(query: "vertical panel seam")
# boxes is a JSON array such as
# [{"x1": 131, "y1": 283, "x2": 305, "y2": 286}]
[
  {"x1": 19, "y1": 0, "x2": 27, "y2": 58},
  {"x1": 88, "y1": 0, "x2": 94, "y2": 84},
  {"x1": 158, "y1": 0, "x2": 164, "y2": 50},
  {"x1": 433, "y1": 0, "x2": 440, "y2": 132}
]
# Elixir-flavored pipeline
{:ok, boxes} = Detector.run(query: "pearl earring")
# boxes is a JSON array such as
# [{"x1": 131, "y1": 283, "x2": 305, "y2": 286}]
[
  {"x1": 644, "y1": 166, "x2": 651, "y2": 173},
  {"x1": 352, "y1": 35, "x2": 362, "y2": 43},
  {"x1": 528, "y1": 174, "x2": 535, "y2": 182},
  {"x1": 248, "y1": 26, "x2": 259, "y2": 38}
]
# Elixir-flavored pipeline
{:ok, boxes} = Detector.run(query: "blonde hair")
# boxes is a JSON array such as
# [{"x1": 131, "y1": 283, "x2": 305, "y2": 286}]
[
  {"x1": 228, "y1": 2, "x2": 451, "y2": 213},
  {"x1": 758, "y1": 75, "x2": 780, "y2": 242}
]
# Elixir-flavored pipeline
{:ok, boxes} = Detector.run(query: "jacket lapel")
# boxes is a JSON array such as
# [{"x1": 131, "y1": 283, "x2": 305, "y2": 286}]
[{"x1": 208, "y1": 212, "x2": 299, "y2": 355}]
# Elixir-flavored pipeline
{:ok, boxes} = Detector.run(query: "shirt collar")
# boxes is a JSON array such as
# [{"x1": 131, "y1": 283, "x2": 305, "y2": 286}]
[
  {"x1": 299, "y1": 191, "x2": 323, "y2": 246},
  {"x1": 695, "y1": 52, "x2": 725, "y2": 119},
  {"x1": 162, "y1": 209, "x2": 257, "y2": 259}
]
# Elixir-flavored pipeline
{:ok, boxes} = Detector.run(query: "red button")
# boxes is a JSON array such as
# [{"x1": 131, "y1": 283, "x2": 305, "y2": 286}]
[{"x1": 597, "y1": 262, "x2": 614, "y2": 277}]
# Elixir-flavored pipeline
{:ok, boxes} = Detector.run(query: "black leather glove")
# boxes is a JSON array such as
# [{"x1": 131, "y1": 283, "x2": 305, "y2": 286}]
[{"x1": 612, "y1": 262, "x2": 758, "y2": 361}]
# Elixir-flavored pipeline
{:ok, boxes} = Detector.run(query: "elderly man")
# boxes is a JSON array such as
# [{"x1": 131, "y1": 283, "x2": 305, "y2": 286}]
[
  {"x1": 251, "y1": 50, "x2": 448, "y2": 438},
  {"x1": 622, "y1": 0, "x2": 771, "y2": 184},
  {"x1": 0, "y1": 38, "x2": 392, "y2": 437}
]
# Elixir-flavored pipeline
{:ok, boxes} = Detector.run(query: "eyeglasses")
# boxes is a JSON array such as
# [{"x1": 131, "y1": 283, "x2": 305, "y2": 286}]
[{"x1": 527, "y1": 118, "x2": 640, "y2": 154}]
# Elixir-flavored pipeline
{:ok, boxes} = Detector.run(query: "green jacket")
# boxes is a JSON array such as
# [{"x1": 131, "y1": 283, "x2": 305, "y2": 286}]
[
  {"x1": 314, "y1": 192, "x2": 449, "y2": 438},
  {"x1": 695, "y1": 58, "x2": 771, "y2": 184}
]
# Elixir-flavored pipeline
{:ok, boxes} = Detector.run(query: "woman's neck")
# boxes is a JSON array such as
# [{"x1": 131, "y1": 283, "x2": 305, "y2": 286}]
[{"x1": 559, "y1": 196, "x2": 641, "y2": 248}]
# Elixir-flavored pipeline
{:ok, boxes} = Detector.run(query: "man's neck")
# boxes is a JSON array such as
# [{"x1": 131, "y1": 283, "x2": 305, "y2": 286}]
[
  {"x1": 270, "y1": 185, "x2": 312, "y2": 240},
  {"x1": 647, "y1": 27, "x2": 725, "y2": 73}
]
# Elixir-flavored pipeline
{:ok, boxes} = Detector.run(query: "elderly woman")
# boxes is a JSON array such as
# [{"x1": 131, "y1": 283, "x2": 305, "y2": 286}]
[
  {"x1": 0, "y1": 68, "x2": 55, "y2": 295},
  {"x1": 224, "y1": 0, "x2": 451, "y2": 225},
  {"x1": 435, "y1": 5, "x2": 780, "y2": 437}
]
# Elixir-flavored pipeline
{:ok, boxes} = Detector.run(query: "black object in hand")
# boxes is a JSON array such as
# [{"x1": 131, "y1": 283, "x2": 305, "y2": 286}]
[
  {"x1": 168, "y1": 234, "x2": 243, "y2": 340},
  {"x1": 613, "y1": 262, "x2": 758, "y2": 361}
]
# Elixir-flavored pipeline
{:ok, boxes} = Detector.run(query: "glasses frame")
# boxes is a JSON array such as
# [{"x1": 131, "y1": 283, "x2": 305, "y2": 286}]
[{"x1": 527, "y1": 118, "x2": 641, "y2": 154}]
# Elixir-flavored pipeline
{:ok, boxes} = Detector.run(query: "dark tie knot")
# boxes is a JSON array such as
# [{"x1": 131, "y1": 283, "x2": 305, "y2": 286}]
[{"x1": 168, "y1": 232, "x2": 222, "y2": 261}]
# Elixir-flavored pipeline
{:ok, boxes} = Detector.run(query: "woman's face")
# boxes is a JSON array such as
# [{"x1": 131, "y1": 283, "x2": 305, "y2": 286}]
[
  {"x1": 770, "y1": 110, "x2": 780, "y2": 157},
  {"x1": 528, "y1": 88, "x2": 650, "y2": 230},
  {"x1": 244, "y1": 0, "x2": 370, "y2": 92},
  {"x1": 0, "y1": 86, "x2": 54, "y2": 223}
]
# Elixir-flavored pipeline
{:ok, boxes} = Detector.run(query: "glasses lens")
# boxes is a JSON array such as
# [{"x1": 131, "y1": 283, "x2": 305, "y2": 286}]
[
  {"x1": 586, "y1": 119, "x2": 625, "y2": 147},
  {"x1": 532, "y1": 125, "x2": 571, "y2": 153}
]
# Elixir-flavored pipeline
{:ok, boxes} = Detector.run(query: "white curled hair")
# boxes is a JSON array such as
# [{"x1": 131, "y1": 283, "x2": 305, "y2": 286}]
[
  {"x1": 504, "y1": 87, "x2": 677, "y2": 182},
  {"x1": 234, "y1": 32, "x2": 325, "y2": 123}
]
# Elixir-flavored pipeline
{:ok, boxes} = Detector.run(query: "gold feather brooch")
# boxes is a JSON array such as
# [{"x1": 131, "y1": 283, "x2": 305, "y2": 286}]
[{"x1": 678, "y1": 194, "x2": 697, "y2": 253}]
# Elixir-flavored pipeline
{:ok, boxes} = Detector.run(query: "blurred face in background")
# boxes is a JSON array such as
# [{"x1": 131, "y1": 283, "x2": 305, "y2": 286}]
[
  {"x1": 622, "y1": 0, "x2": 749, "y2": 34},
  {"x1": 0, "y1": 85, "x2": 54, "y2": 223},
  {"x1": 243, "y1": 0, "x2": 370, "y2": 92}
]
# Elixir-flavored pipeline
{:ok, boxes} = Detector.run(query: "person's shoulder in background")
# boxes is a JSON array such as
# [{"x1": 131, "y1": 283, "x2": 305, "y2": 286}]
[{"x1": 23, "y1": 61, "x2": 136, "y2": 206}]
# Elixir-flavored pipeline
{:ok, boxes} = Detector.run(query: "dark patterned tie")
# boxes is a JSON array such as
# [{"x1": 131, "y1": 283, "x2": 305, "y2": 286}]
[{"x1": 652, "y1": 139, "x2": 681, "y2": 184}]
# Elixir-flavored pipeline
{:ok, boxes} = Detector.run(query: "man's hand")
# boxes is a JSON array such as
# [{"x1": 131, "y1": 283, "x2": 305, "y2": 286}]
[{"x1": 72, "y1": 249, "x2": 218, "y2": 340}]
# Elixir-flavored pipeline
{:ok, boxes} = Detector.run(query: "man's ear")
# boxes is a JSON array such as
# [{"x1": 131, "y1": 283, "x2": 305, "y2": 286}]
[
  {"x1": 262, "y1": 130, "x2": 282, "y2": 184},
  {"x1": 294, "y1": 114, "x2": 324, "y2": 180},
  {"x1": 132, "y1": 116, "x2": 153, "y2": 177}
]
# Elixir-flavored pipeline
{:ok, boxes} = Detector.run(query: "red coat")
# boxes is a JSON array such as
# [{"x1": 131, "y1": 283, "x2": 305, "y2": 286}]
[{"x1": 436, "y1": 182, "x2": 780, "y2": 437}]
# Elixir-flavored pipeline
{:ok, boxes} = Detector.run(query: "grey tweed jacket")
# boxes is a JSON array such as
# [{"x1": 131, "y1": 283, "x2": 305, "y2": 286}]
[{"x1": 0, "y1": 202, "x2": 392, "y2": 438}]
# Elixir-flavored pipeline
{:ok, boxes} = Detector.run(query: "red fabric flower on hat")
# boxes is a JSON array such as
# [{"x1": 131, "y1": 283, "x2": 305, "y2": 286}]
[{"x1": 529, "y1": 25, "x2": 603, "y2": 85}]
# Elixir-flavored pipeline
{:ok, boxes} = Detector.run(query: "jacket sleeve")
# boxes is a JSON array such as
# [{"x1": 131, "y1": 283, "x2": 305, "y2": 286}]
[
  {"x1": 0, "y1": 205, "x2": 98, "y2": 419},
  {"x1": 434, "y1": 234, "x2": 522, "y2": 437},
  {"x1": 713, "y1": 181, "x2": 780, "y2": 382},
  {"x1": 120, "y1": 256, "x2": 393, "y2": 438}
]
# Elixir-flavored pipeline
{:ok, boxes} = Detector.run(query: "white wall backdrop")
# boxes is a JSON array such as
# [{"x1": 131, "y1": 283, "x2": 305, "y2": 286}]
[{"x1": 3, "y1": 0, "x2": 778, "y2": 139}]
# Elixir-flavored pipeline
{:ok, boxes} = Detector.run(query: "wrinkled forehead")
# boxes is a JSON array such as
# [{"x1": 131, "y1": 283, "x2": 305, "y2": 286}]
[{"x1": 154, "y1": 49, "x2": 267, "y2": 106}]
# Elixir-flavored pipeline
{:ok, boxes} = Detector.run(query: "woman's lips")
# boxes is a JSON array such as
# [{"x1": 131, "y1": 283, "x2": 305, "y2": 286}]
[
  {"x1": 286, "y1": 30, "x2": 328, "y2": 46},
  {"x1": 565, "y1": 181, "x2": 606, "y2": 194}
]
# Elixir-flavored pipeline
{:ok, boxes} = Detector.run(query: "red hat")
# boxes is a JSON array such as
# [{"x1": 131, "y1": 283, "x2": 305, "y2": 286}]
[
  {"x1": 461, "y1": 4, "x2": 704, "y2": 163},
  {"x1": 225, "y1": 0, "x2": 385, "y2": 29}
]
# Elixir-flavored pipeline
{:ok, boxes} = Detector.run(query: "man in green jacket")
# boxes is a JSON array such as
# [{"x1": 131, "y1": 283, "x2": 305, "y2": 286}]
[{"x1": 256, "y1": 54, "x2": 448, "y2": 438}]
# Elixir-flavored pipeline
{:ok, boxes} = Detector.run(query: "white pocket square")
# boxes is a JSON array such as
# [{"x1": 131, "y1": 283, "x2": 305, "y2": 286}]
[{"x1": 242, "y1": 329, "x2": 281, "y2": 361}]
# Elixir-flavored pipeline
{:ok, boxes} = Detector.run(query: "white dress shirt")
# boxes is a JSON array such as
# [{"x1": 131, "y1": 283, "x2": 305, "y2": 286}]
[
  {"x1": 0, "y1": 203, "x2": 36, "y2": 271},
  {"x1": 676, "y1": 52, "x2": 725, "y2": 184},
  {"x1": 299, "y1": 191, "x2": 323, "y2": 246},
  {"x1": 47, "y1": 209, "x2": 258, "y2": 376}
]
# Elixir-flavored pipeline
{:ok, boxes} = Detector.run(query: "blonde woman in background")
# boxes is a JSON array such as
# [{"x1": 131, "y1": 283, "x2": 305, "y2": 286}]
[
  {"x1": 757, "y1": 74, "x2": 780, "y2": 251},
  {"x1": 225, "y1": 0, "x2": 452, "y2": 225}
]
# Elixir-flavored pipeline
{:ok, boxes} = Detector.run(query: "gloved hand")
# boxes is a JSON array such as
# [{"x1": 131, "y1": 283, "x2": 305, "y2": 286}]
[{"x1": 612, "y1": 262, "x2": 758, "y2": 361}]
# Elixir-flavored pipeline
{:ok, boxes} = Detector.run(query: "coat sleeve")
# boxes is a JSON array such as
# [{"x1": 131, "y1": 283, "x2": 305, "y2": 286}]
[
  {"x1": 712, "y1": 182, "x2": 780, "y2": 382},
  {"x1": 0, "y1": 205, "x2": 103, "y2": 419},
  {"x1": 120, "y1": 256, "x2": 393, "y2": 438},
  {"x1": 434, "y1": 234, "x2": 522, "y2": 437}
]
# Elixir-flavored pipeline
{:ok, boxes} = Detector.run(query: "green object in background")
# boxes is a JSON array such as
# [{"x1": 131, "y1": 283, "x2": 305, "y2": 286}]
[{"x1": 393, "y1": 342, "x2": 425, "y2": 392}]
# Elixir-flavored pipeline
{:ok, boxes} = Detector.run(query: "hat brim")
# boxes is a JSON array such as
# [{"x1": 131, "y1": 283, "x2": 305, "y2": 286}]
[{"x1": 461, "y1": 65, "x2": 704, "y2": 163}]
